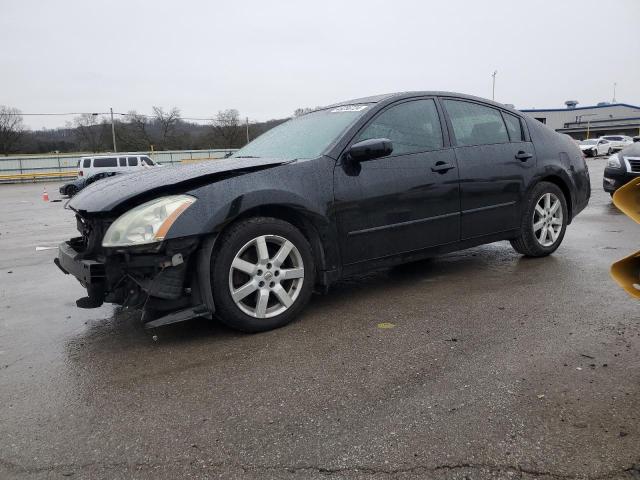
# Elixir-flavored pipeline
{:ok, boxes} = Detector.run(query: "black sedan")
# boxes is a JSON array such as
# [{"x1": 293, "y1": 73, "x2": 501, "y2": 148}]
[
  {"x1": 56, "y1": 91, "x2": 590, "y2": 332},
  {"x1": 59, "y1": 171, "x2": 121, "y2": 197},
  {"x1": 603, "y1": 143, "x2": 640, "y2": 195}
]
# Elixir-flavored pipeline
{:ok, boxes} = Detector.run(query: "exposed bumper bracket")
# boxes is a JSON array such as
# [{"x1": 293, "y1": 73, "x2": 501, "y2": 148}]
[{"x1": 143, "y1": 304, "x2": 211, "y2": 329}]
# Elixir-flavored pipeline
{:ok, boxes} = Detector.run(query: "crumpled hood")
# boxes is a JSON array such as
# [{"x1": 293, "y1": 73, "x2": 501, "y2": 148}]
[{"x1": 68, "y1": 157, "x2": 290, "y2": 214}]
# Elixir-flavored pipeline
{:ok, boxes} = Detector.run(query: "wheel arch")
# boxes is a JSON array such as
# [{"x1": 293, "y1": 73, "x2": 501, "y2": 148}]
[
  {"x1": 208, "y1": 203, "x2": 335, "y2": 289},
  {"x1": 193, "y1": 203, "x2": 334, "y2": 317},
  {"x1": 236, "y1": 205, "x2": 327, "y2": 271},
  {"x1": 534, "y1": 174, "x2": 573, "y2": 223}
]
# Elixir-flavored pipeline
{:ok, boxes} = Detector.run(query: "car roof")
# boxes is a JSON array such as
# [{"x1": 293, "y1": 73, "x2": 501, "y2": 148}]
[
  {"x1": 322, "y1": 91, "x2": 520, "y2": 114},
  {"x1": 81, "y1": 154, "x2": 147, "y2": 159}
]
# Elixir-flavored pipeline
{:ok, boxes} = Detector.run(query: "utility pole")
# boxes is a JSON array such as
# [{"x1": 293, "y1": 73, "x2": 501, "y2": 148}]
[
  {"x1": 577, "y1": 113, "x2": 597, "y2": 139},
  {"x1": 246, "y1": 116, "x2": 250, "y2": 144},
  {"x1": 110, "y1": 107, "x2": 117, "y2": 152},
  {"x1": 492, "y1": 70, "x2": 497, "y2": 101},
  {"x1": 613, "y1": 82, "x2": 617, "y2": 103}
]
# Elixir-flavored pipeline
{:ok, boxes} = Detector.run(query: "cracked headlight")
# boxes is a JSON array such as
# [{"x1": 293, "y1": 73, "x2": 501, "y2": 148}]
[
  {"x1": 607, "y1": 154, "x2": 621, "y2": 169},
  {"x1": 102, "y1": 195, "x2": 196, "y2": 247}
]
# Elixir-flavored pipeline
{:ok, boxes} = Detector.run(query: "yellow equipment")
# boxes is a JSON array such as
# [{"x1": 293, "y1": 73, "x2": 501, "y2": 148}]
[{"x1": 611, "y1": 178, "x2": 640, "y2": 299}]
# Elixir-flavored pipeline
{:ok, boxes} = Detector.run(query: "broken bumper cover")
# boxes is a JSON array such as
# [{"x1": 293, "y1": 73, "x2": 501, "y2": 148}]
[
  {"x1": 55, "y1": 236, "x2": 213, "y2": 326},
  {"x1": 55, "y1": 239, "x2": 106, "y2": 307},
  {"x1": 55, "y1": 240, "x2": 105, "y2": 286}
]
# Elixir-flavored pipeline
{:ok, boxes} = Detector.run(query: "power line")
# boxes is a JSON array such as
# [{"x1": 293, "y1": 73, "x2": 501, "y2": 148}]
[{"x1": 6, "y1": 111, "x2": 219, "y2": 122}]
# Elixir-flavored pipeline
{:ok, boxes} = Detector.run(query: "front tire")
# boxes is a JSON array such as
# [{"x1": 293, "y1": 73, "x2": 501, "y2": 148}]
[
  {"x1": 66, "y1": 185, "x2": 79, "y2": 197},
  {"x1": 211, "y1": 217, "x2": 315, "y2": 332},
  {"x1": 510, "y1": 182, "x2": 568, "y2": 257}
]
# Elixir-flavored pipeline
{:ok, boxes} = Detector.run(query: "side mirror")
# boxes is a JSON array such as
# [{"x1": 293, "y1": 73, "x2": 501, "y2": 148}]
[{"x1": 347, "y1": 138, "x2": 393, "y2": 162}]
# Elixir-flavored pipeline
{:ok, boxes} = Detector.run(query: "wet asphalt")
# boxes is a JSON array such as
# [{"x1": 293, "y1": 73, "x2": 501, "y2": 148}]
[{"x1": 0, "y1": 158, "x2": 639, "y2": 480}]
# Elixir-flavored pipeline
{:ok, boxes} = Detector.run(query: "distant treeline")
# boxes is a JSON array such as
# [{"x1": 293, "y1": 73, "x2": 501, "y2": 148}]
[{"x1": 0, "y1": 106, "x2": 290, "y2": 155}]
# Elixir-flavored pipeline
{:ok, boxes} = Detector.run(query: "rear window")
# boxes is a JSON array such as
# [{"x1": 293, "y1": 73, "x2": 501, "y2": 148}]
[
  {"x1": 503, "y1": 113, "x2": 524, "y2": 142},
  {"x1": 83, "y1": 159, "x2": 90, "y2": 168},
  {"x1": 93, "y1": 157, "x2": 117, "y2": 168},
  {"x1": 127, "y1": 157, "x2": 138, "y2": 166}
]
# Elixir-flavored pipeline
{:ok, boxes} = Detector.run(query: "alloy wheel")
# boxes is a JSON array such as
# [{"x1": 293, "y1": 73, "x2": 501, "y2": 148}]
[
  {"x1": 533, "y1": 192, "x2": 563, "y2": 247},
  {"x1": 228, "y1": 235, "x2": 305, "y2": 318}
]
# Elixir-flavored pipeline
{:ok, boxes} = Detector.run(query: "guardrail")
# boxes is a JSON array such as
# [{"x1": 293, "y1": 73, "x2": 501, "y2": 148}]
[
  {"x1": 0, "y1": 171, "x2": 77, "y2": 182},
  {"x1": 0, "y1": 149, "x2": 237, "y2": 184}
]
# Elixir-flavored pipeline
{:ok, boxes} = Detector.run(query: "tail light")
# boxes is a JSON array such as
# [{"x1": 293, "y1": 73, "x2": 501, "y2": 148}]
[{"x1": 78, "y1": 171, "x2": 83, "y2": 177}]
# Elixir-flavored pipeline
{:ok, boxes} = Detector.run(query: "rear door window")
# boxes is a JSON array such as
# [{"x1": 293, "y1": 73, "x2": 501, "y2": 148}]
[
  {"x1": 443, "y1": 100, "x2": 509, "y2": 146},
  {"x1": 127, "y1": 157, "x2": 138, "y2": 166},
  {"x1": 503, "y1": 112, "x2": 524, "y2": 142},
  {"x1": 356, "y1": 99, "x2": 443, "y2": 155}
]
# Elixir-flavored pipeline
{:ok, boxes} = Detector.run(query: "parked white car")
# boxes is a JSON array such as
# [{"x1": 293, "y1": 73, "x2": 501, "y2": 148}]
[
  {"x1": 77, "y1": 154, "x2": 159, "y2": 179},
  {"x1": 600, "y1": 135, "x2": 634, "y2": 152},
  {"x1": 578, "y1": 138, "x2": 612, "y2": 157}
]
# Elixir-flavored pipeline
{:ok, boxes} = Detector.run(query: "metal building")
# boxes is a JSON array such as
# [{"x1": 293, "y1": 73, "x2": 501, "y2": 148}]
[{"x1": 520, "y1": 101, "x2": 640, "y2": 140}]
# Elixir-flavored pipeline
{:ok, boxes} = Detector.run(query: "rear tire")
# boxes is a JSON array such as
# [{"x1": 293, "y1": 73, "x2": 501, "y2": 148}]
[
  {"x1": 210, "y1": 217, "x2": 315, "y2": 333},
  {"x1": 510, "y1": 182, "x2": 568, "y2": 257}
]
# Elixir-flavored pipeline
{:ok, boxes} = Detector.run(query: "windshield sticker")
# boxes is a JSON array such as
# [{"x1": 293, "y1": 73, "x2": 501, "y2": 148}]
[{"x1": 330, "y1": 105, "x2": 369, "y2": 113}]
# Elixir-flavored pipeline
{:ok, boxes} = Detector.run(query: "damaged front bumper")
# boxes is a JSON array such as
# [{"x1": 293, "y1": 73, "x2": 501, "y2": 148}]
[{"x1": 55, "y1": 234, "x2": 213, "y2": 328}]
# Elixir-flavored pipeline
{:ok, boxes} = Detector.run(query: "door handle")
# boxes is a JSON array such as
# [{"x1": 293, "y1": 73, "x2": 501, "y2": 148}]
[
  {"x1": 515, "y1": 151, "x2": 533, "y2": 161},
  {"x1": 431, "y1": 162, "x2": 455, "y2": 173}
]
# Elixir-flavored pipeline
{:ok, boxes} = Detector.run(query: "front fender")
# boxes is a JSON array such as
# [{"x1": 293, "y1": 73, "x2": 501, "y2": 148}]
[
  {"x1": 168, "y1": 188, "x2": 330, "y2": 238},
  {"x1": 162, "y1": 158, "x2": 340, "y2": 275}
]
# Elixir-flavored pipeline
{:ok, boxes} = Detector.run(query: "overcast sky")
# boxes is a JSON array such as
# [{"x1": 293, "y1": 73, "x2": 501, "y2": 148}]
[{"x1": 1, "y1": 0, "x2": 639, "y2": 129}]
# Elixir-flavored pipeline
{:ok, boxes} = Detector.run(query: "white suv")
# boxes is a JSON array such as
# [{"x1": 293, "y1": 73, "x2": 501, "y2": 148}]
[
  {"x1": 77, "y1": 154, "x2": 158, "y2": 179},
  {"x1": 600, "y1": 135, "x2": 633, "y2": 152}
]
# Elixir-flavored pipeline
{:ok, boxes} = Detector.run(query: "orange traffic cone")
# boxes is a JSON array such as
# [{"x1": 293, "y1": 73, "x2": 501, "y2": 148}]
[{"x1": 42, "y1": 187, "x2": 49, "y2": 202}]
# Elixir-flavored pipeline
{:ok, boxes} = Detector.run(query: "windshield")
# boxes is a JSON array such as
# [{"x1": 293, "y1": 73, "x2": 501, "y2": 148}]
[
  {"x1": 233, "y1": 105, "x2": 371, "y2": 160},
  {"x1": 580, "y1": 140, "x2": 597, "y2": 145}
]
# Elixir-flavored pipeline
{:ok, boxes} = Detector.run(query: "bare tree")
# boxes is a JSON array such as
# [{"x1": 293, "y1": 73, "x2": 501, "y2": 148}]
[
  {"x1": 73, "y1": 113, "x2": 106, "y2": 152},
  {"x1": 0, "y1": 106, "x2": 25, "y2": 155},
  {"x1": 152, "y1": 106, "x2": 181, "y2": 149},
  {"x1": 211, "y1": 109, "x2": 243, "y2": 148},
  {"x1": 123, "y1": 110, "x2": 153, "y2": 149}
]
